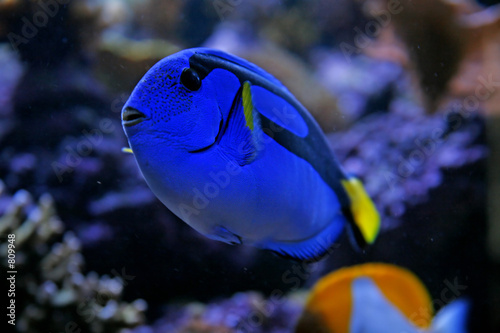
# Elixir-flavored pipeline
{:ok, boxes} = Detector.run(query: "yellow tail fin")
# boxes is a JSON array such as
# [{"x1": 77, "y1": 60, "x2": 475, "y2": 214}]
[{"x1": 341, "y1": 177, "x2": 380, "y2": 245}]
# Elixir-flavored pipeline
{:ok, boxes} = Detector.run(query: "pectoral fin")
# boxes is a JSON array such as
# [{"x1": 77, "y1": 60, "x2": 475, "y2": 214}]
[{"x1": 219, "y1": 81, "x2": 261, "y2": 166}]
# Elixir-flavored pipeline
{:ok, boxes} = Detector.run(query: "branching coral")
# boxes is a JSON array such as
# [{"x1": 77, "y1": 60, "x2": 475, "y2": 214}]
[{"x1": 0, "y1": 180, "x2": 147, "y2": 333}]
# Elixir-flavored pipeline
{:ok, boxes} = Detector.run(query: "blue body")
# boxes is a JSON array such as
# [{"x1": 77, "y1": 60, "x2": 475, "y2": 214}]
[{"x1": 122, "y1": 48, "x2": 365, "y2": 260}]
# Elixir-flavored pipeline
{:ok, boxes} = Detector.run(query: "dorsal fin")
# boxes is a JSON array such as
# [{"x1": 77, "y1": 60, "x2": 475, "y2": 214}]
[{"x1": 192, "y1": 48, "x2": 287, "y2": 89}]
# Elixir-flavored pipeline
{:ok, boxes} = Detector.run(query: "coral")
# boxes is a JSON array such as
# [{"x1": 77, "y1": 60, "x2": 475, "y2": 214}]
[
  {"x1": 0, "y1": 181, "x2": 147, "y2": 333},
  {"x1": 131, "y1": 291, "x2": 305, "y2": 333}
]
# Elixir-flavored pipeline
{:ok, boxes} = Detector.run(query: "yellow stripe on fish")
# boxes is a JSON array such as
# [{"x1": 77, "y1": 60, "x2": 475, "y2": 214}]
[
  {"x1": 121, "y1": 147, "x2": 134, "y2": 154},
  {"x1": 242, "y1": 81, "x2": 255, "y2": 131}
]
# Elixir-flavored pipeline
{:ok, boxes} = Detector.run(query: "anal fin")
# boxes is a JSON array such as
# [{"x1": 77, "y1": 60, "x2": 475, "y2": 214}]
[{"x1": 210, "y1": 225, "x2": 243, "y2": 245}]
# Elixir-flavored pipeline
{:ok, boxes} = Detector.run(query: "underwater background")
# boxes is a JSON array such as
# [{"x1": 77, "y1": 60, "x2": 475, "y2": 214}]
[{"x1": 0, "y1": 0, "x2": 499, "y2": 332}]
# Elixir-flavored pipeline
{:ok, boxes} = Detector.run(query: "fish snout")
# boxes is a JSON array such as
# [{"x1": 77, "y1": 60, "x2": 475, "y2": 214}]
[{"x1": 122, "y1": 107, "x2": 146, "y2": 127}]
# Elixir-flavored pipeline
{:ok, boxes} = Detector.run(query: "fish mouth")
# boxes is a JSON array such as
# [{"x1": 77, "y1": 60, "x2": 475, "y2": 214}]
[{"x1": 122, "y1": 107, "x2": 146, "y2": 127}]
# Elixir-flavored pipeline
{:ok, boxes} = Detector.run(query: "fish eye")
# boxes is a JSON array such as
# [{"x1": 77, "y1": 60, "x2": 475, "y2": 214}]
[{"x1": 180, "y1": 67, "x2": 201, "y2": 91}]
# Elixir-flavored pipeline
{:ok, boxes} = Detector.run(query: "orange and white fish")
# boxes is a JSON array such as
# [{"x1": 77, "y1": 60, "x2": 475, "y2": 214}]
[{"x1": 296, "y1": 263, "x2": 469, "y2": 333}]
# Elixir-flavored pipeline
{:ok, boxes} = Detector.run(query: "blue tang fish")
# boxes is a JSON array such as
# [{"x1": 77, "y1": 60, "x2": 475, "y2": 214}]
[
  {"x1": 297, "y1": 263, "x2": 470, "y2": 333},
  {"x1": 121, "y1": 48, "x2": 380, "y2": 261}
]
